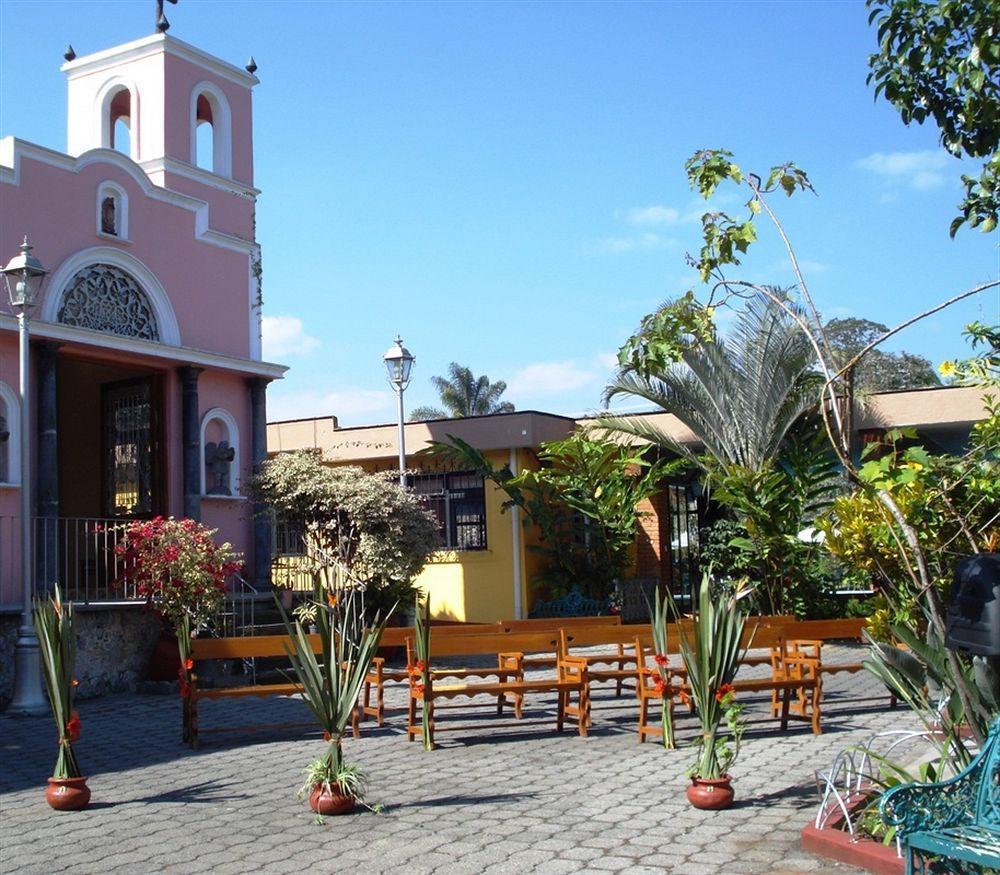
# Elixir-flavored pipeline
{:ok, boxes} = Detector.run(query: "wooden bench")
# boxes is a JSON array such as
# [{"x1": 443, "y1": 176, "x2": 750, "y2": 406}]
[
  {"x1": 880, "y1": 715, "x2": 1000, "y2": 874},
  {"x1": 360, "y1": 623, "x2": 499, "y2": 725},
  {"x1": 187, "y1": 633, "x2": 327, "y2": 748},
  {"x1": 635, "y1": 625, "x2": 824, "y2": 740},
  {"x1": 360, "y1": 616, "x2": 621, "y2": 724},
  {"x1": 404, "y1": 631, "x2": 590, "y2": 749}
]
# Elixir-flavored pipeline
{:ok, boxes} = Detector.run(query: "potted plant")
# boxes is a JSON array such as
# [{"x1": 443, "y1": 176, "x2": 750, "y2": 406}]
[
  {"x1": 281, "y1": 579, "x2": 393, "y2": 816},
  {"x1": 115, "y1": 516, "x2": 242, "y2": 741},
  {"x1": 34, "y1": 585, "x2": 90, "y2": 811},
  {"x1": 675, "y1": 574, "x2": 751, "y2": 810}
]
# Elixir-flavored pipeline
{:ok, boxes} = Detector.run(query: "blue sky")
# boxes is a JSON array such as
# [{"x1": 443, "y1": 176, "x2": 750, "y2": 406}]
[{"x1": 2, "y1": 0, "x2": 997, "y2": 425}]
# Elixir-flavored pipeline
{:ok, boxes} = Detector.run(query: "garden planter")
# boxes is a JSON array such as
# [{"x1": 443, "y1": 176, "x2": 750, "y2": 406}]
[
  {"x1": 45, "y1": 777, "x2": 91, "y2": 811},
  {"x1": 308, "y1": 784, "x2": 355, "y2": 816},
  {"x1": 800, "y1": 796, "x2": 903, "y2": 875},
  {"x1": 686, "y1": 775, "x2": 735, "y2": 810}
]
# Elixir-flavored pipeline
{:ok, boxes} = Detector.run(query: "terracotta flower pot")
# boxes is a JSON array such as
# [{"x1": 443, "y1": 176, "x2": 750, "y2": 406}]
[
  {"x1": 45, "y1": 776, "x2": 91, "y2": 811},
  {"x1": 308, "y1": 783, "x2": 355, "y2": 816},
  {"x1": 686, "y1": 774, "x2": 734, "y2": 810}
]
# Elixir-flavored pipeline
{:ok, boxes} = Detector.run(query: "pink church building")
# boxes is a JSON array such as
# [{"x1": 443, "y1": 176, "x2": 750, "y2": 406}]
[{"x1": 0, "y1": 30, "x2": 285, "y2": 608}]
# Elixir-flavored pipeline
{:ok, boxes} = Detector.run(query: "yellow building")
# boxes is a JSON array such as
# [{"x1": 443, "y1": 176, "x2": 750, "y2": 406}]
[{"x1": 266, "y1": 386, "x2": 994, "y2": 622}]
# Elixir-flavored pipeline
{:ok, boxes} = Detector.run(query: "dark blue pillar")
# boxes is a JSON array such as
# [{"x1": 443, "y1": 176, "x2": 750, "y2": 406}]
[
  {"x1": 178, "y1": 366, "x2": 202, "y2": 521},
  {"x1": 248, "y1": 377, "x2": 271, "y2": 590},
  {"x1": 35, "y1": 341, "x2": 60, "y2": 592}
]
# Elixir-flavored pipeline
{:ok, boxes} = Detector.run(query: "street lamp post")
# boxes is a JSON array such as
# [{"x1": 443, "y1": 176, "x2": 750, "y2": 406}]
[
  {"x1": 382, "y1": 336, "x2": 415, "y2": 487},
  {"x1": 3, "y1": 237, "x2": 48, "y2": 716}
]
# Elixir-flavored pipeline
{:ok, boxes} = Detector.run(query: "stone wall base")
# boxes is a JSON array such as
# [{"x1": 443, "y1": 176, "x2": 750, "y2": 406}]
[{"x1": 0, "y1": 607, "x2": 161, "y2": 711}]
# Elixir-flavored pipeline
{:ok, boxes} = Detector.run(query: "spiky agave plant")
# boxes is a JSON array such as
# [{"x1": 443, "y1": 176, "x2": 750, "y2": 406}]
[
  {"x1": 412, "y1": 593, "x2": 432, "y2": 750},
  {"x1": 34, "y1": 585, "x2": 83, "y2": 780},
  {"x1": 649, "y1": 587, "x2": 675, "y2": 749},
  {"x1": 281, "y1": 579, "x2": 394, "y2": 803},
  {"x1": 675, "y1": 575, "x2": 753, "y2": 779}
]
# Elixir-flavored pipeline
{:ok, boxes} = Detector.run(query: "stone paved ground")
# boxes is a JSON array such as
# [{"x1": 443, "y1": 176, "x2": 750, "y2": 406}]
[{"x1": 0, "y1": 643, "x2": 914, "y2": 874}]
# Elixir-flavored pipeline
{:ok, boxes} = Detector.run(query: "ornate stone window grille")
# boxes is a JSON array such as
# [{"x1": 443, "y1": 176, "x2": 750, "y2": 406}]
[{"x1": 57, "y1": 264, "x2": 160, "y2": 341}]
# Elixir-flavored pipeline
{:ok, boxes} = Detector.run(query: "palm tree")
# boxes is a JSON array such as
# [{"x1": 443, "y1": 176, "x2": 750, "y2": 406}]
[
  {"x1": 409, "y1": 363, "x2": 515, "y2": 421},
  {"x1": 600, "y1": 293, "x2": 820, "y2": 469}
]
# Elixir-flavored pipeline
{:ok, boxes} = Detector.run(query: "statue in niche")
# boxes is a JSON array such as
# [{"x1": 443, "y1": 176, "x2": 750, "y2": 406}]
[
  {"x1": 205, "y1": 440, "x2": 235, "y2": 496},
  {"x1": 101, "y1": 197, "x2": 117, "y2": 236}
]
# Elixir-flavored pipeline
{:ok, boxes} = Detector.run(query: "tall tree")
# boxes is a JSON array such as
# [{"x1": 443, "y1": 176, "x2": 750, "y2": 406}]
[
  {"x1": 409, "y1": 363, "x2": 515, "y2": 421},
  {"x1": 602, "y1": 292, "x2": 821, "y2": 470},
  {"x1": 825, "y1": 317, "x2": 941, "y2": 392},
  {"x1": 867, "y1": 0, "x2": 999, "y2": 235}
]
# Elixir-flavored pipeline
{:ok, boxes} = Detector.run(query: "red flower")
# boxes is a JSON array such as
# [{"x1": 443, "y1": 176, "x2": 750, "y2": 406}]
[
  {"x1": 184, "y1": 658, "x2": 194, "y2": 671},
  {"x1": 413, "y1": 682, "x2": 425, "y2": 695},
  {"x1": 678, "y1": 690, "x2": 691, "y2": 707},
  {"x1": 653, "y1": 676, "x2": 668, "y2": 696},
  {"x1": 65, "y1": 712, "x2": 81, "y2": 742},
  {"x1": 653, "y1": 653, "x2": 669, "y2": 668},
  {"x1": 715, "y1": 683, "x2": 736, "y2": 703},
  {"x1": 323, "y1": 730, "x2": 332, "y2": 742},
  {"x1": 407, "y1": 660, "x2": 427, "y2": 676}
]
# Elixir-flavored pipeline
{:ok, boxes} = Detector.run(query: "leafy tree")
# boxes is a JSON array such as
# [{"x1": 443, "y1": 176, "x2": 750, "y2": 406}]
[
  {"x1": 424, "y1": 432, "x2": 683, "y2": 599},
  {"x1": 248, "y1": 450, "x2": 440, "y2": 618},
  {"x1": 605, "y1": 292, "x2": 822, "y2": 470},
  {"x1": 409, "y1": 363, "x2": 515, "y2": 421},
  {"x1": 825, "y1": 317, "x2": 941, "y2": 392},
  {"x1": 867, "y1": 0, "x2": 1000, "y2": 235}
]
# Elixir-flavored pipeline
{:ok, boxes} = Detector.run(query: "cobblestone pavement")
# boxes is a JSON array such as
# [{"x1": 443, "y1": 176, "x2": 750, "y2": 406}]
[{"x1": 0, "y1": 644, "x2": 914, "y2": 874}]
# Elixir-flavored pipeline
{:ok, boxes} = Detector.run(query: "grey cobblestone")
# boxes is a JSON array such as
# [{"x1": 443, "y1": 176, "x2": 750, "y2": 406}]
[{"x1": 0, "y1": 643, "x2": 902, "y2": 873}]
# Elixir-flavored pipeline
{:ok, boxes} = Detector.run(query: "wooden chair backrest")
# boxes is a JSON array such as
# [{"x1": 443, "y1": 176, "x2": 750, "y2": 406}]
[
  {"x1": 378, "y1": 623, "x2": 497, "y2": 648},
  {"x1": 498, "y1": 615, "x2": 621, "y2": 633},
  {"x1": 412, "y1": 630, "x2": 563, "y2": 659},
  {"x1": 561, "y1": 624, "x2": 657, "y2": 651},
  {"x1": 775, "y1": 618, "x2": 866, "y2": 641},
  {"x1": 192, "y1": 633, "x2": 322, "y2": 660}
]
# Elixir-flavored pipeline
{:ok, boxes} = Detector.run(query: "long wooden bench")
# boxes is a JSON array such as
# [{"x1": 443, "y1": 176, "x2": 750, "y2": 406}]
[
  {"x1": 360, "y1": 616, "x2": 622, "y2": 725},
  {"x1": 404, "y1": 631, "x2": 590, "y2": 749},
  {"x1": 187, "y1": 633, "x2": 327, "y2": 748}
]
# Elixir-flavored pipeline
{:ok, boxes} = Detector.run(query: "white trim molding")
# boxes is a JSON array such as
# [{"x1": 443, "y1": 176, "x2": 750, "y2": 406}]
[
  {"x1": 189, "y1": 81, "x2": 233, "y2": 179},
  {"x1": 62, "y1": 33, "x2": 259, "y2": 90},
  {"x1": 41, "y1": 246, "x2": 181, "y2": 346},
  {"x1": 200, "y1": 407, "x2": 240, "y2": 496},
  {"x1": 0, "y1": 138, "x2": 257, "y2": 256},
  {"x1": 0, "y1": 314, "x2": 286, "y2": 379},
  {"x1": 0, "y1": 380, "x2": 21, "y2": 486}
]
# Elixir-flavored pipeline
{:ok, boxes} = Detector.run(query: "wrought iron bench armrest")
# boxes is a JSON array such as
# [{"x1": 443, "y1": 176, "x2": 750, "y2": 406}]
[{"x1": 879, "y1": 757, "x2": 985, "y2": 834}]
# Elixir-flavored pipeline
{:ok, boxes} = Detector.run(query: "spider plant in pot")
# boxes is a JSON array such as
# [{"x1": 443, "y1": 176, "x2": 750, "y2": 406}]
[
  {"x1": 674, "y1": 574, "x2": 752, "y2": 810},
  {"x1": 281, "y1": 578, "x2": 393, "y2": 816},
  {"x1": 34, "y1": 585, "x2": 90, "y2": 811}
]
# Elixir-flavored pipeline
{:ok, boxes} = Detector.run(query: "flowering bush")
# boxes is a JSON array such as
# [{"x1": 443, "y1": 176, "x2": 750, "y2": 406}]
[{"x1": 115, "y1": 516, "x2": 242, "y2": 630}]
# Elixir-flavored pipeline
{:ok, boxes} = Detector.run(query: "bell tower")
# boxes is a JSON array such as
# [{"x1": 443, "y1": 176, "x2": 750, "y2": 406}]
[{"x1": 63, "y1": 33, "x2": 258, "y2": 186}]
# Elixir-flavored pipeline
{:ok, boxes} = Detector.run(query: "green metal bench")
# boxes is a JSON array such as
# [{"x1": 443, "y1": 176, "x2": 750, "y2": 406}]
[
  {"x1": 529, "y1": 587, "x2": 610, "y2": 619},
  {"x1": 879, "y1": 715, "x2": 1000, "y2": 874}
]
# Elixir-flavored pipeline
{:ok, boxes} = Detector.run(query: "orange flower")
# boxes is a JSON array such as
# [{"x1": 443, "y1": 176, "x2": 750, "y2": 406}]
[
  {"x1": 653, "y1": 653, "x2": 669, "y2": 668},
  {"x1": 65, "y1": 712, "x2": 81, "y2": 742},
  {"x1": 413, "y1": 682, "x2": 425, "y2": 695},
  {"x1": 678, "y1": 690, "x2": 691, "y2": 707},
  {"x1": 407, "y1": 660, "x2": 427, "y2": 676},
  {"x1": 327, "y1": 592, "x2": 339, "y2": 608},
  {"x1": 653, "y1": 677, "x2": 668, "y2": 696},
  {"x1": 715, "y1": 683, "x2": 736, "y2": 703}
]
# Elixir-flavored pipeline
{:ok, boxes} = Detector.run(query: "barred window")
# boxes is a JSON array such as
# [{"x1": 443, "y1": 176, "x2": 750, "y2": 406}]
[
  {"x1": 408, "y1": 471, "x2": 487, "y2": 551},
  {"x1": 274, "y1": 519, "x2": 306, "y2": 556}
]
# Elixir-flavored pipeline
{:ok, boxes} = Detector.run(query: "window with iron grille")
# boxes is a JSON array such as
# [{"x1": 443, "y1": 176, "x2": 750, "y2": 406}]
[
  {"x1": 274, "y1": 519, "x2": 306, "y2": 556},
  {"x1": 408, "y1": 471, "x2": 487, "y2": 551}
]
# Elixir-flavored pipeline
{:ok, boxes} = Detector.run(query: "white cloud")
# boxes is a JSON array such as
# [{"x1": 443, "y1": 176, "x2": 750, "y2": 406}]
[
  {"x1": 626, "y1": 205, "x2": 683, "y2": 226},
  {"x1": 856, "y1": 150, "x2": 950, "y2": 191},
  {"x1": 591, "y1": 232, "x2": 674, "y2": 255},
  {"x1": 507, "y1": 360, "x2": 599, "y2": 398},
  {"x1": 262, "y1": 315, "x2": 320, "y2": 360},
  {"x1": 268, "y1": 386, "x2": 392, "y2": 424}
]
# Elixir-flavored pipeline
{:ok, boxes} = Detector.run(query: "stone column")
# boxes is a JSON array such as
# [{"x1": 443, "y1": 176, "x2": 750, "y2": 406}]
[
  {"x1": 35, "y1": 341, "x2": 61, "y2": 592},
  {"x1": 248, "y1": 377, "x2": 272, "y2": 590},
  {"x1": 178, "y1": 366, "x2": 203, "y2": 521}
]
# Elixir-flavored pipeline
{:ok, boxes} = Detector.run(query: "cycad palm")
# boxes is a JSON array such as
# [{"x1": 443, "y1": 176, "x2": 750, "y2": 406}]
[
  {"x1": 410, "y1": 363, "x2": 515, "y2": 421},
  {"x1": 601, "y1": 294, "x2": 819, "y2": 469}
]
